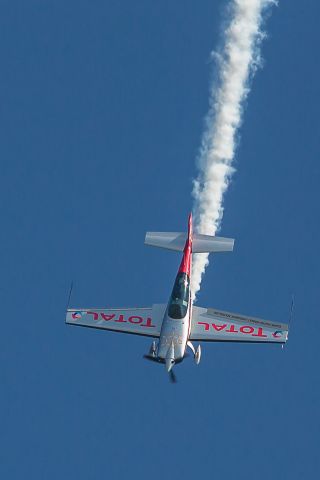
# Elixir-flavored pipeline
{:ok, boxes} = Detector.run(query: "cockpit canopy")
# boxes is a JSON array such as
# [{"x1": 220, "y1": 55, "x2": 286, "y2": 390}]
[{"x1": 168, "y1": 272, "x2": 190, "y2": 320}]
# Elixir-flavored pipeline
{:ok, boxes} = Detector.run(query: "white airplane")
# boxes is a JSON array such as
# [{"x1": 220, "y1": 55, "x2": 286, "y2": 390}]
[{"x1": 66, "y1": 213, "x2": 289, "y2": 382}]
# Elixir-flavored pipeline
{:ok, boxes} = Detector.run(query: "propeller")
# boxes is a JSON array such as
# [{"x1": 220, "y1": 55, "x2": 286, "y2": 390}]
[
  {"x1": 143, "y1": 354, "x2": 158, "y2": 363},
  {"x1": 169, "y1": 369, "x2": 177, "y2": 384}
]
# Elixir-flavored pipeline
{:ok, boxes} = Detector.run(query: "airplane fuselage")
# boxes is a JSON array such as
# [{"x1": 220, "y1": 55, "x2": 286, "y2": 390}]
[{"x1": 157, "y1": 214, "x2": 193, "y2": 368}]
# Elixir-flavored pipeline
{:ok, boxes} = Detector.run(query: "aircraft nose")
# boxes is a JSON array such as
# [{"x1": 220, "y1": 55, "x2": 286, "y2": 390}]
[
  {"x1": 166, "y1": 358, "x2": 175, "y2": 373},
  {"x1": 165, "y1": 341, "x2": 175, "y2": 372}
]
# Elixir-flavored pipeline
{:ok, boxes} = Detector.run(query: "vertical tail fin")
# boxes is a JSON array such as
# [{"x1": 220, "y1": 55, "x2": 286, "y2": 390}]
[{"x1": 188, "y1": 212, "x2": 193, "y2": 243}]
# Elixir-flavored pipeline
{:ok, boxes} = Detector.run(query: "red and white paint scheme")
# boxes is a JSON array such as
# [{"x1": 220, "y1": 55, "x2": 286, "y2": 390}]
[{"x1": 66, "y1": 213, "x2": 289, "y2": 382}]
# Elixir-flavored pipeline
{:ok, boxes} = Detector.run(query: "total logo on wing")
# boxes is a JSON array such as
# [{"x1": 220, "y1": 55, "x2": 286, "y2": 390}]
[{"x1": 272, "y1": 330, "x2": 284, "y2": 338}]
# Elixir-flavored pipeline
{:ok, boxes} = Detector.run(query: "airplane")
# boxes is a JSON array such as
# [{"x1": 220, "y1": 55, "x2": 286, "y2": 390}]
[{"x1": 66, "y1": 213, "x2": 289, "y2": 382}]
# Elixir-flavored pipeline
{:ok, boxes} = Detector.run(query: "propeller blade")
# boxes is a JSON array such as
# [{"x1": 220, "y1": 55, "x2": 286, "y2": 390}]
[
  {"x1": 169, "y1": 369, "x2": 177, "y2": 384},
  {"x1": 143, "y1": 354, "x2": 159, "y2": 364},
  {"x1": 143, "y1": 354, "x2": 154, "y2": 361}
]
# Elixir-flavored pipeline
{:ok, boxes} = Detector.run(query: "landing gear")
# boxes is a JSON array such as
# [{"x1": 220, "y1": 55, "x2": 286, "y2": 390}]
[
  {"x1": 187, "y1": 341, "x2": 201, "y2": 365},
  {"x1": 195, "y1": 344, "x2": 201, "y2": 365},
  {"x1": 143, "y1": 341, "x2": 159, "y2": 363},
  {"x1": 149, "y1": 340, "x2": 157, "y2": 358}
]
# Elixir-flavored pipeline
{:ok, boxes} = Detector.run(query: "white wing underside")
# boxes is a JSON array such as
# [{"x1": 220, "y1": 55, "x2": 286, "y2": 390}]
[
  {"x1": 190, "y1": 306, "x2": 289, "y2": 343},
  {"x1": 66, "y1": 304, "x2": 288, "y2": 344},
  {"x1": 66, "y1": 304, "x2": 166, "y2": 338}
]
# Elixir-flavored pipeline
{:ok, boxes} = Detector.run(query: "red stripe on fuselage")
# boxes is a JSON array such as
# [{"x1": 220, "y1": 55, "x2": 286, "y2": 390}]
[{"x1": 178, "y1": 213, "x2": 193, "y2": 276}]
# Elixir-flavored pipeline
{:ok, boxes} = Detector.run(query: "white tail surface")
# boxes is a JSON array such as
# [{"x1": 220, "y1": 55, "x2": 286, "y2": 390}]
[
  {"x1": 193, "y1": 233, "x2": 234, "y2": 253},
  {"x1": 145, "y1": 232, "x2": 234, "y2": 253}
]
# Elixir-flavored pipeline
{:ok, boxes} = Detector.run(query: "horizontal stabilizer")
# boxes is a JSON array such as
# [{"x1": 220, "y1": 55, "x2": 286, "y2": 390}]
[
  {"x1": 145, "y1": 232, "x2": 234, "y2": 253},
  {"x1": 193, "y1": 233, "x2": 234, "y2": 253}
]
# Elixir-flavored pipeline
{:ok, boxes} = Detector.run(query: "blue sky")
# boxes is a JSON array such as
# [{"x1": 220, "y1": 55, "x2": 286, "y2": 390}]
[{"x1": 0, "y1": 1, "x2": 319, "y2": 478}]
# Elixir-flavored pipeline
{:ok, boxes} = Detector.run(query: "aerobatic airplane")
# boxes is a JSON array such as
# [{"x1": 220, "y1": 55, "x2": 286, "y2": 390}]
[{"x1": 66, "y1": 213, "x2": 289, "y2": 382}]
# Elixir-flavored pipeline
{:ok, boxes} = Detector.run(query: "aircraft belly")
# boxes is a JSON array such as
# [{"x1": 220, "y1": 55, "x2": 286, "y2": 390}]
[{"x1": 158, "y1": 309, "x2": 190, "y2": 360}]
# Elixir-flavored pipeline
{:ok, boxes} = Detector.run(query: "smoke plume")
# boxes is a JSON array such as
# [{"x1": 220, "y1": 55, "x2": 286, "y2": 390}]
[{"x1": 192, "y1": 0, "x2": 276, "y2": 299}]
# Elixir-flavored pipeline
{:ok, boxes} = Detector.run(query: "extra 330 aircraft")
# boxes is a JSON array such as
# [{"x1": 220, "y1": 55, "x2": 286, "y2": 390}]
[{"x1": 66, "y1": 213, "x2": 289, "y2": 382}]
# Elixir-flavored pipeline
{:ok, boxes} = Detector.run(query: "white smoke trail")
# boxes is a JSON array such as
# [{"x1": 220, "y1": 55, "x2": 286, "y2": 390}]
[{"x1": 192, "y1": 0, "x2": 276, "y2": 299}]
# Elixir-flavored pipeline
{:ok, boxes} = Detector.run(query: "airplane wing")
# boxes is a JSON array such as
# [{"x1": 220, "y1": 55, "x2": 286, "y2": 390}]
[
  {"x1": 190, "y1": 306, "x2": 289, "y2": 344},
  {"x1": 66, "y1": 304, "x2": 166, "y2": 338}
]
